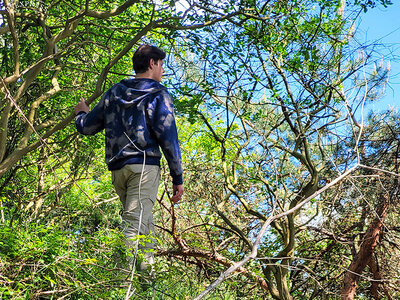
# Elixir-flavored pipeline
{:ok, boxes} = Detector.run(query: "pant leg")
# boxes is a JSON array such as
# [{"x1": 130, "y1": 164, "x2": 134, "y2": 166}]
[{"x1": 112, "y1": 164, "x2": 160, "y2": 255}]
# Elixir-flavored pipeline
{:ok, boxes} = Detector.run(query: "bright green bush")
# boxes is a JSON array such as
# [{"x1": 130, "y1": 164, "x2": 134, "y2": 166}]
[
  {"x1": 0, "y1": 219, "x2": 264, "y2": 299},
  {"x1": 0, "y1": 222, "x2": 130, "y2": 299}
]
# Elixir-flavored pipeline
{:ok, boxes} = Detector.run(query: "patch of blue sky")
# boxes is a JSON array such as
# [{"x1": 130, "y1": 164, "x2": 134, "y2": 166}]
[
  {"x1": 354, "y1": 1, "x2": 400, "y2": 113},
  {"x1": 169, "y1": 2, "x2": 386, "y2": 180}
]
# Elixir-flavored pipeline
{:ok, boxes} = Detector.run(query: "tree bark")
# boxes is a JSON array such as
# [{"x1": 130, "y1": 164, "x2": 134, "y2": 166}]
[{"x1": 340, "y1": 194, "x2": 389, "y2": 299}]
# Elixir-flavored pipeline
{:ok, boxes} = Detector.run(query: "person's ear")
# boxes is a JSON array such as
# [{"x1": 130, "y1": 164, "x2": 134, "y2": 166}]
[{"x1": 149, "y1": 58, "x2": 155, "y2": 70}]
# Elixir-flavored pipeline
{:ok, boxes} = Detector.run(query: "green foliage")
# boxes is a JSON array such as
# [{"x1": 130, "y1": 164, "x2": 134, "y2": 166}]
[
  {"x1": 0, "y1": 218, "x2": 267, "y2": 299},
  {"x1": 1, "y1": 0, "x2": 398, "y2": 299},
  {"x1": 0, "y1": 222, "x2": 128, "y2": 299},
  {"x1": 354, "y1": 0, "x2": 393, "y2": 11}
]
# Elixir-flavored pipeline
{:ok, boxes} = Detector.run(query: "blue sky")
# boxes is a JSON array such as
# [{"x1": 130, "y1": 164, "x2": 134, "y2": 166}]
[{"x1": 357, "y1": 2, "x2": 400, "y2": 112}]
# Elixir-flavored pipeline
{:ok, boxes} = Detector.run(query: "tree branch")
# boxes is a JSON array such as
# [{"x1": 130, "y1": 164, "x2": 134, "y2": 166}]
[{"x1": 194, "y1": 165, "x2": 359, "y2": 299}]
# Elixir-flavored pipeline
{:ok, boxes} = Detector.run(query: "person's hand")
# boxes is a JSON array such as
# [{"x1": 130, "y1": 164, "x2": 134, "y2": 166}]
[
  {"x1": 74, "y1": 97, "x2": 90, "y2": 115},
  {"x1": 171, "y1": 184, "x2": 184, "y2": 204}
]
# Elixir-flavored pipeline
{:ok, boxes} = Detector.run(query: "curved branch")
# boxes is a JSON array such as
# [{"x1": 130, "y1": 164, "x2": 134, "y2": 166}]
[
  {"x1": 4, "y1": 0, "x2": 20, "y2": 77},
  {"x1": 194, "y1": 165, "x2": 359, "y2": 299},
  {"x1": 84, "y1": 0, "x2": 140, "y2": 19},
  {"x1": 156, "y1": 9, "x2": 244, "y2": 30},
  {"x1": 158, "y1": 247, "x2": 270, "y2": 293}
]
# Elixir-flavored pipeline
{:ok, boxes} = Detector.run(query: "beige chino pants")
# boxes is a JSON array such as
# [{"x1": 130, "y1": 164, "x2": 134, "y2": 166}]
[{"x1": 112, "y1": 164, "x2": 160, "y2": 269}]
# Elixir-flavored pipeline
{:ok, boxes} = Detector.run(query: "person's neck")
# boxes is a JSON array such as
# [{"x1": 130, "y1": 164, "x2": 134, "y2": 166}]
[{"x1": 135, "y1": 72, "x2": 153, "y2": 80}]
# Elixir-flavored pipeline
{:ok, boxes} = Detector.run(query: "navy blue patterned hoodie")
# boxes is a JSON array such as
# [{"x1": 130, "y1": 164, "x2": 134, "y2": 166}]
[{"x1": 75, "y1": 78, "x2": 183, "y2": 185}]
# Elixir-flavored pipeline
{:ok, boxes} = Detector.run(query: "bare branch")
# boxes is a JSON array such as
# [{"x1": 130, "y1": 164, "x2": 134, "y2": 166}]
[
  {"x1": 84, "y1": 0, "x2": 140, "y2": 19},
  {"x1": 4, "y1": 0, "x2": 20, "y2": 77},
  {"x1": 193, "y1": 165, "x2": 359, "y2": 299}
]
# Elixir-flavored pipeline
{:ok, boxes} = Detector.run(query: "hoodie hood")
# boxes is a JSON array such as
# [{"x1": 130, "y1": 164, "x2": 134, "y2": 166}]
[{"x1": 111, "y1": 78, "x2": 166, "y2": 107}]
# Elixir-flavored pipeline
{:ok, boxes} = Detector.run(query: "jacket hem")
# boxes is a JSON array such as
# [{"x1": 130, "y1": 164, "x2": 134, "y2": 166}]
[{"x1": 108, "y1": 156, "x2": 161, "y2": 171}]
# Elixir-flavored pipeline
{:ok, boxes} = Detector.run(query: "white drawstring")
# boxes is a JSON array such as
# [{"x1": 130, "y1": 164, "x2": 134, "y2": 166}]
[{"x1": 123, "y1": 132, "x2": 147, "y2": 300}]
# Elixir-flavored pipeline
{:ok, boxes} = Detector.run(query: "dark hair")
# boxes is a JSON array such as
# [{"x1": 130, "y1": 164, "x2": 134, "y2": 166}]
[{"x1": 132, "y1": 44, "x2": 166, "y2": 74}]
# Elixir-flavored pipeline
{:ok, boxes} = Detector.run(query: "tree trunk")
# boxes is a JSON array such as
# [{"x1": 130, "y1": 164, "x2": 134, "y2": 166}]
[{"x1": 340, "y1": 194, "x2": 388, "y2": 299}]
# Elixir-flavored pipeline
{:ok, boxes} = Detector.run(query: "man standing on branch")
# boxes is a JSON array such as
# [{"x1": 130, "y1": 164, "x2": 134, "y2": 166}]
[{"x1": 74, "y1": 44, "x2": 184, "y2": 271}]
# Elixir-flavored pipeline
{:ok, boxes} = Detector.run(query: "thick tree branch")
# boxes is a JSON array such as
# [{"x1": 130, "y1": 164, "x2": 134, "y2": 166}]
[
  {"x1": 156, "y1": 10, "x2": 244, "y2": 30},
  {"x1": 194, "y1": 165, "x2": 359, "y2": 299},
  {"x1": 84, "y1": 0, "x2": 140, "y2": 19},
  {"x1": 4, "y1": 0, "x2": 20, "y2": 78},
  {"x1": 158, "y1": 247, "x2": 270, "y2": 293},
  {"x1": 0, "y1": 101, "x2": 12, "y2": 163},
  {"x1": 340, "y1": 194, "x2": 389, "y2": 300}
]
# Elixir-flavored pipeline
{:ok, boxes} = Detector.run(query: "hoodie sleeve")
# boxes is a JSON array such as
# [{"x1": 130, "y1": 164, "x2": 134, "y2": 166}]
[
  {"x1": 75, "y1": 90, "x2": 110, "y2": 136},
  {"x1": 148, "y1": 90, "x2": 183, "y2": 185}
]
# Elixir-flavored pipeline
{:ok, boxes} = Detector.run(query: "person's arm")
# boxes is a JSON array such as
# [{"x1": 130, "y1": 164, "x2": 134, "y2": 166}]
[
  {"x1": 75, "y1": 93, "x2": 108, "y2": 135},
  {"x1": 148, "y1": 91, "x2": 184, "y2": 202}
]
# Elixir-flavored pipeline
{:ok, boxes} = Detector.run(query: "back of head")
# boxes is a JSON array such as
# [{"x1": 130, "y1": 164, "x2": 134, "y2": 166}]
[{"x1": 132, "y1": 44, "x2": 166, "y2": 74}]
